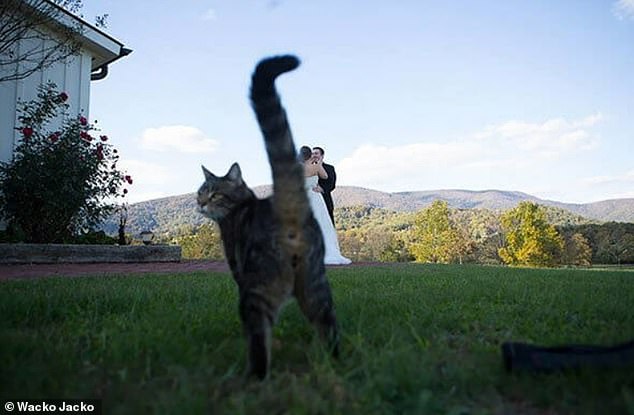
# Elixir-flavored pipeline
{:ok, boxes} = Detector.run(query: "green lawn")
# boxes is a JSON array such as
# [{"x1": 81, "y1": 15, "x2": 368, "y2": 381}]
[{"x1": 1, "y1": 264, "x2": 633, "y2": 414}]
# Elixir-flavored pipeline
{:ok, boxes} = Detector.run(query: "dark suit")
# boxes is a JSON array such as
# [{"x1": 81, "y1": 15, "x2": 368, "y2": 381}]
[{"x1": 318, "y1": 163, "x2": 336, "y2": 225}]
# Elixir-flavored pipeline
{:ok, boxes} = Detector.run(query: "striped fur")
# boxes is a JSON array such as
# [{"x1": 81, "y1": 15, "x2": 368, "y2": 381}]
[{"x1": 197, "y1": 55, "x2": 339, "y2": 380}]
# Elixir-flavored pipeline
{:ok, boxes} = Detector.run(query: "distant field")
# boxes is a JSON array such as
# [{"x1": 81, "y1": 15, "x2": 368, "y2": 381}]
[{"x1": 1, "y1": 264, "x2": 633, "y2": 414}]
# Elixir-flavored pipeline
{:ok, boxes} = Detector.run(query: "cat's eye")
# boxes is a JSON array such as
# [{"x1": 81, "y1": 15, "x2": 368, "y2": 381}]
[{"x1": 211, "y1": 193, "x2": 223, "y2": 201}]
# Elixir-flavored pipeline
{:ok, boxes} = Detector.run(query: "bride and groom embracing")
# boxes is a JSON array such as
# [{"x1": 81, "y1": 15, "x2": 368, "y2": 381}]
[{"x1": 299, "y1": 146, "x2": 352, "y2": 265}]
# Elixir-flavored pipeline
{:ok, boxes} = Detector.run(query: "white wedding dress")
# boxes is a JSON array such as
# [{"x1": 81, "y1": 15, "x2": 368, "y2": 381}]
[{"x1": 305, "y1": 175, "x2": 352, "y2": 265}]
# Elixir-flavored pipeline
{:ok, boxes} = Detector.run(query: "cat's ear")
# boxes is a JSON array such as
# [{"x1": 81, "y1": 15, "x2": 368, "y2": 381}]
[
  {"x1": 201, "y1": 165, "x2": 216, "y2": 181},
  {"x1": 226, "y1": 162, "x2": 243, "y2": 182}
]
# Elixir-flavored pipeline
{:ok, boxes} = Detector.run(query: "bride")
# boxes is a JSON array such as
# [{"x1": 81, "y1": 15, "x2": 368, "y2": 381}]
[{"x1": 299, "y1": 146, "x2": 352, "y2": 265}]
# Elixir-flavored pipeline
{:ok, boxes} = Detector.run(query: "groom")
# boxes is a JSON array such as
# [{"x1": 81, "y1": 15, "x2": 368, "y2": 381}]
[{"x1": 312, "y1": 146, "x2": 336, "y2": 225}]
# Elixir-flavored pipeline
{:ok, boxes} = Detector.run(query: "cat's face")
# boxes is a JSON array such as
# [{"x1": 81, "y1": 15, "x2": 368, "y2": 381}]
[{"x1": 197, "y1": 163, "x2": 249, "y2": 221}]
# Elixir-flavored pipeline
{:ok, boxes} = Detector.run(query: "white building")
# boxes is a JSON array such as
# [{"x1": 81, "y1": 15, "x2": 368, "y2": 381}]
[{"x1": 0, "y1": 0, "x2": 130, "y2": 230}]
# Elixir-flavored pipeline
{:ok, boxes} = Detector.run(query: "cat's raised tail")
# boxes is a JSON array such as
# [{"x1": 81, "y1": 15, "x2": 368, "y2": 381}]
[
  {"x1": 250, "y1": 55, "x2": 301, "y2": 179},
  {"x1": 250, "y1": 55, "x2": 308, "y2": 261}
]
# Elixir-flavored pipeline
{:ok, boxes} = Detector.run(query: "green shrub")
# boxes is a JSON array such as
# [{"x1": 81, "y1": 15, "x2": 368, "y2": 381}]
[{"x1": 0, "y1": 83, "x2": 131, "y2": 243}]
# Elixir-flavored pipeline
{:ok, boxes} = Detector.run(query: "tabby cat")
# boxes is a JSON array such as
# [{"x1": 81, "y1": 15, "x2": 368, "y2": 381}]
[{"x1": 197, "y1": 55, "x2": 340, "y2": 379}]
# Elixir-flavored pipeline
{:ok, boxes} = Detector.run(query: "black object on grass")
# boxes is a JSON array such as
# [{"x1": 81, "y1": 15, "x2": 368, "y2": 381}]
[{"x1": 502, "y1": 340, "x2": 634, "y2": 373}]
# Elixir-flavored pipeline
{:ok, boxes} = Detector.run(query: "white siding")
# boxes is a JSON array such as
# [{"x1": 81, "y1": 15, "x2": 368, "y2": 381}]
[
  {"x1": 0, "y1": 37, "x2": 92, "y2": 231},
  {"x1": 0, "y1": 76, "x2": 18, "y2": 164},
  {"x1": 0, "y1": 4, "x2": 125, "y2": 231},
  {"x1": 0, "y1": 38, "x2": 92, "y2": 164}
]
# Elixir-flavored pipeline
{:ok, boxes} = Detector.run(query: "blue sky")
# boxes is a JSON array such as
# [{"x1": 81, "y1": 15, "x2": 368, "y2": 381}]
[{"x1": 84, "y1": 1, "x2": 634, "y2": 204}]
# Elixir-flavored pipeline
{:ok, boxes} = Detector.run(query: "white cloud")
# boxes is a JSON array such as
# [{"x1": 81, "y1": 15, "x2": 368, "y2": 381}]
[
  {"x1": 116, "y1": 159, "x2": 174, "y2": 203},
  {"x1": 582, "y1": 170, "x2": 634, "y2": 186},
  {"x1": 609, "y1": 191, "x2": 634, "y2": 199},
  {"x1": 475, "y1": 113, "x2": 602, "y2": 156},
  {"x1": 140, "y1": 125, "x2": 218, "y2": 154},
  {"x1": 581, "y1": 175, "x2": 615, "y2": 186},
  {"x1": 201, "y1": 8, "x2": 217, "y2": 21},
  {"x1": 118, "y1": 159, "x2": 172, "y2": 186},
  {"x1": 576, "y1": 170, "x2": 634, "y2": 201},
  {"x1": 338, "y1": 141, "x2": 480, "y2": 189},
  {"x1": 613, "y1": 0, "x2": 634, "y2": 20},
  {"x1": 576, "y1": 113, "x2": 604, "y2": 127},
  {"x1": 337, "y1": 114, "x2": 604, "y2": 192}
]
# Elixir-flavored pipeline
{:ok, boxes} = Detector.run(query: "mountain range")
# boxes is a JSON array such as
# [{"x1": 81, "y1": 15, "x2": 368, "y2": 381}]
[
  {"x1": 102, "y1": 186, "x2": 634, "y2": 236},
  {"x1": 334, "y1": 187, "x2": 634, "y2": 222}
]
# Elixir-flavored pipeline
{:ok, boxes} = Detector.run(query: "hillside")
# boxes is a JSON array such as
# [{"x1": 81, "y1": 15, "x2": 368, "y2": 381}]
[
  {"x1": 101, "y1": 186, "x2": 634, "y2": 236},
  {"x1": 336, "y1": 188, "x2": 634, "y2": 222}
]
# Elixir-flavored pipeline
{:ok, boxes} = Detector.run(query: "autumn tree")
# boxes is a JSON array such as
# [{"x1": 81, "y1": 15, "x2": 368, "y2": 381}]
[
  {"x1": 567, "y1": 223, "x2": 634, "y2": 265},
  {"x1": 463, "y1": 208, "x2": 504, "y2": 264},
  {"x1": 596, "y1": 231, "x2": 634, "y2": 265},
  {"x1": 378, "y1": 233, "x2": 413, "y2": 262},
  {"x1": 177, "y1": 223, "x2": 224, "y2": 260},
  {"x1": 336, "y1": 206, "x2": 415, "y2": 262},
  {"x1": 410, "y1": 200, "x2": 464, "y2": 263},
  {"x1": 498, "y1": 202, "x2": 564, "y2": 267},
  {"x1": 561, "y1": 232, "x2": 592, "y2": 266},
  {"x1": 338, "y1": 228, "x2": 365, "y2": 262}
]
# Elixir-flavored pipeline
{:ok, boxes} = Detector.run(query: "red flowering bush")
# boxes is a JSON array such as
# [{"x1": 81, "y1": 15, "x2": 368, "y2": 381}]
[{"x1": 0, "y1": 82, "x2": 131, "y2": 243}]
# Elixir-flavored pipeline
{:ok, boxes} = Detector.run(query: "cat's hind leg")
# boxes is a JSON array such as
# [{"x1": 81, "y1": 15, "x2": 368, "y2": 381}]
[
  {"x1": 296, "y1": 268, "x2": 340, "y2": 358},
  {"x1": 239, "y1": 288, "x2": 276, "y2": 380}
]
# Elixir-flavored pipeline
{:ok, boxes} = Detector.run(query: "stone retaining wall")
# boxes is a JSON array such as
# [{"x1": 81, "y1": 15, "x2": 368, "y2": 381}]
[{"x1": 0, "y1": 244, "x2": 182, "y2": 264}]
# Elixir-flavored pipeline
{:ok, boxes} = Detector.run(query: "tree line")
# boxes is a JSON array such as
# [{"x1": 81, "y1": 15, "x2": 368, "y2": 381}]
[{"x1": 169, "y1": 201, "x2": 634, "y2": 267}]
